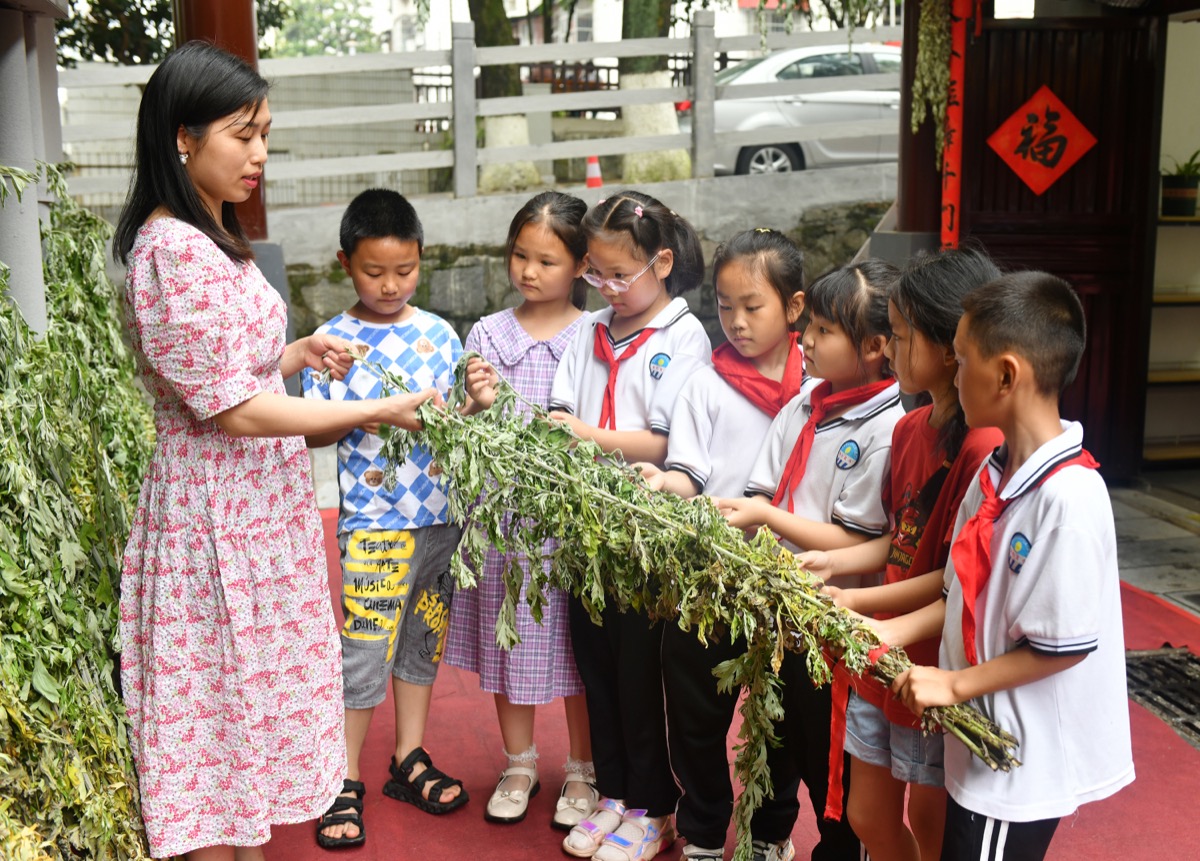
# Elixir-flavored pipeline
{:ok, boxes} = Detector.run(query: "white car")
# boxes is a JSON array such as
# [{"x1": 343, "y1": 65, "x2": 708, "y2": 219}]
[{"x1": 703, "y1": 43, "x2": 902, "y2": 175}]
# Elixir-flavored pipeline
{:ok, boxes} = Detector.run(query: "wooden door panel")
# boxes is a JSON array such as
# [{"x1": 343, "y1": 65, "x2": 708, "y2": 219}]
[{"x1": 960, "y1": 17, "x2": 1166, "y2": 483}]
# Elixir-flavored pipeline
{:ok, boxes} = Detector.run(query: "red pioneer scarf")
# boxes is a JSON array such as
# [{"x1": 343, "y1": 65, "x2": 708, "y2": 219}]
[
  {"x1": 592, "y1": 322, "x2": 658, "y2": 430},
  {"x1": 824, "y1": 644, "x2": 891, "y2": 821},
  {"x1": 950, "y1": 449, "x2": 1099, "y2": 665},
  {"x1": 770, "y1": 378, "x2": 895, "y2": 512},
  {"x1": 710, "y1": 333, "x2": 804, "y2": 419}
]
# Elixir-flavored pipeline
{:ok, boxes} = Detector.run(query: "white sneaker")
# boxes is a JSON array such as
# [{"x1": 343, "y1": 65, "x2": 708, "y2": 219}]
[{"x1": 751, "y1": 838, "x2": 796, "y2": 861}]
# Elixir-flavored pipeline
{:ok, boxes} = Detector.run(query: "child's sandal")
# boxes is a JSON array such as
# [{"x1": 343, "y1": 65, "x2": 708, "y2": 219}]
[
  {"x1": 594, "y1": 810, "x2": 675, "y2": 861},
  {"x1": 315, "y1": 779, "x2": 366, "y2": 849},
  {"x1": 382, "y1": 747, "x2": 469, "y2": 815},
  {"x1": 563, "y1": 797, "x2": 626, "y2": 858}
]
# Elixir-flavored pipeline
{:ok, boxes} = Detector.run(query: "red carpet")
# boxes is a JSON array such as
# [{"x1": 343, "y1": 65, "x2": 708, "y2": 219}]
[{"x1": 263, "y1": 516, "x2": 1200, "y2": 860}]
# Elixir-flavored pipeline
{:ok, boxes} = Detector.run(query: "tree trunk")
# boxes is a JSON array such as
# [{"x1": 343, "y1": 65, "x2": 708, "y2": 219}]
[
  {"x1": 620, "y1": 0, "x2": 689, "y2": 182},
  {"x1": 468, "y1": 0, "x2": 541, "y2": 192}
]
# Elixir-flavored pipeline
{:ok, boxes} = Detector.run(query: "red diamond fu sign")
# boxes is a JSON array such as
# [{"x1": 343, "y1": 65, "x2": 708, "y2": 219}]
[{"x1": 987, "y1": 85, "x2": 1097, "y2": 196}]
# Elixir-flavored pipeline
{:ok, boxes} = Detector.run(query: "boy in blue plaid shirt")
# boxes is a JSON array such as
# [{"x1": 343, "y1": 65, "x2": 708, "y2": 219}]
[{"x1": 302, "y1": 188, "x2": 465, "y2": 849}]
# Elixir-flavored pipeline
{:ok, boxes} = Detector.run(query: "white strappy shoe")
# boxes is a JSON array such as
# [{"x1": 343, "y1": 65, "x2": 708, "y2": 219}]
[
  {"x1": 553, "y1": 767, "x2": 601, "y2": 830},
  {"x1": 484, "y1": 764, "x2": 540, "y2": 824}
]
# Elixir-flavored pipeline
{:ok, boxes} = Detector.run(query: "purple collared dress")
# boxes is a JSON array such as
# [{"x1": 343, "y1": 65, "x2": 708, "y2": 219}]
[{"x1": 443, "y1": 308, "x2": 586, "y2": 703}]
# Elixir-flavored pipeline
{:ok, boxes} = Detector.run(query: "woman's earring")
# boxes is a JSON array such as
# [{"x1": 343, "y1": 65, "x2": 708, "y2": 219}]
[{"x1": 179, "y1": 152, "x2": 189, "y2": 165}]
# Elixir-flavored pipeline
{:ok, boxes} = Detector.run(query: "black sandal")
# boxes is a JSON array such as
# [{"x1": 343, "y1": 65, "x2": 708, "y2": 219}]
[
  {"x1": 316, "y1": 779, "x2": 366, "y2": 849},
  {"x1": 382, "y1": 747, "x2": 470, "y2": 814}
]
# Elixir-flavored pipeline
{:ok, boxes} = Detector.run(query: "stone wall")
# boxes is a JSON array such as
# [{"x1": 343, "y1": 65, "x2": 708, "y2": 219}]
[{"x1": 277, "y1": 166, "x2": 896, "y2": 345}]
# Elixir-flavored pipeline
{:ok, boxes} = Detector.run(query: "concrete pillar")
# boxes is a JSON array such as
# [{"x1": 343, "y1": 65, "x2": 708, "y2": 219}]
[
  {"x1": 26, "y1": 14, "x2": 62, "y2": 226},
  {"x1": 452, "y1": 21, "x2": 477, "y2": 198},
  {"x1": 0, "y1": 10, "x2": 48, "y2": 333},
  {"x1": 691, "y1": 9, "x2": 715, "y2": 180},
  {"x1": 522, "y1": 82, "x2": 554, "y2": 186},
  {"x1": 32, "y1": 15, "x2": 62, "y2": 166}
]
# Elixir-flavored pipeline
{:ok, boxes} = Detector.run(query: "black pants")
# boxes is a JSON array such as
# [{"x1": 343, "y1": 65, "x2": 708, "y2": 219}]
[
  {"x1": 753, "y1": 650, "x2": 860, "y2": 861},
  {"x1": 569, "y1": 596, "x2": 680, "y2": 817},
  {"x1": 661, "y1": 621, "x2": 744, "y2": 848},
  {"x1": 941, "y1": 796, "x2": 1060, "y2": 861}
]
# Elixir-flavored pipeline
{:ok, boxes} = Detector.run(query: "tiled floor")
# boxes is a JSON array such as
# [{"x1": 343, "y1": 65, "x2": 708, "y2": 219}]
[{"x1": 1111, "y1": 486, "x2": 1200, "y2": 617}]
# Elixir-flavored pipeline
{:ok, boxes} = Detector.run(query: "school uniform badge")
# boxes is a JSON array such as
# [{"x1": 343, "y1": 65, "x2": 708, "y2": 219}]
[
  {"x1": 835, "y1": 440, "x2": 861, "y2": 470},
  {"x1": 649, "y1": 352, "x2": 670, "y2": 380},
  {"x1": 1008, "y1": 532, "x2": 1031, "y2": 574}
]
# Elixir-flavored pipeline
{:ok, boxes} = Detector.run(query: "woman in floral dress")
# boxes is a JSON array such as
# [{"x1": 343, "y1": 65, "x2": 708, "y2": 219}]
[{"x1": 113, "y1": 42, "x2": 435, "y2": 860}]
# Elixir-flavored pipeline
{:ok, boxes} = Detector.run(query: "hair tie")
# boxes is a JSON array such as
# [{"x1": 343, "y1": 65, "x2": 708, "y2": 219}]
[
  {"x1": 597, "y1": 198, "x2": 606, "y2": 205},
  {"x1": 634, "y1": 206, "x2": 644, "y2": 218},
  {"x1": 755, "y1": 227, "x2": 773, "y2": 233}
]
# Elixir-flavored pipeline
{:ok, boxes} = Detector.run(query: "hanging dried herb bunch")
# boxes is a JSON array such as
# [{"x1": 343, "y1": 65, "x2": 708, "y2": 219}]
[
  {"x1": 912, "y1": 0, "x2": 951, "y2": 165},
  {"x1": 346, "y1": 352, "x2": 1019, "y2": 861}
]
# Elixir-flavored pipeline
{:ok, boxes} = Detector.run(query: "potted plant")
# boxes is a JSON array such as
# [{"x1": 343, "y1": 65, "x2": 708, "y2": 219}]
[{"x1": 1162, "y1": 149, "x2": 1200, "y2": 218}]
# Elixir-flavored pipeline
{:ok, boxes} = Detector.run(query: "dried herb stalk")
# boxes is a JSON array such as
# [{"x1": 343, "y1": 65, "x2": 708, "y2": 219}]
[{"x1": 354, "y1": 353, "x2": 1019, "y2": 861}]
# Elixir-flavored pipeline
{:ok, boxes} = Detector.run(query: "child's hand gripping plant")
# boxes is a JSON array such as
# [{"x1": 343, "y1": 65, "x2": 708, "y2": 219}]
[{"x1": 332, "y1": 351, "x2": 1021, "y2": 861}]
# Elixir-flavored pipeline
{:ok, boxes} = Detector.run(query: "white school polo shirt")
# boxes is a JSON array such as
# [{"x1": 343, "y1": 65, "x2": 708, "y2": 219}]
[
  {"x1": 940, "y1": 421, "x2": 1134, "y2": 822},
  {"x1": 664, "y1": 361, "x2": 793, "y2": 498},
  {"x1": 549, "y1": 297, "x2": 712, "y2": 433},
  {"x1": 745, "y1": 380, "x2": 903, "y2": 565}
]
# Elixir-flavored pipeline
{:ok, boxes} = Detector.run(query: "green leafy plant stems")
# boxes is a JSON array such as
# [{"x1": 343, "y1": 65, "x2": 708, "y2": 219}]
[
  {"x1": 348, "y1": 352, "x2": 1018, "y2": 861},
  {"x1": 911, "y1": 0, "x2": 951, "y2": 166},
  {"x1": 1, "y1": 163, "x2": 154, "y2": 859}
]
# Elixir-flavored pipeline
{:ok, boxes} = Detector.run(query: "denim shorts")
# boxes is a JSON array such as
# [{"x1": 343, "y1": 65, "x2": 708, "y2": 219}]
[
  {"x1": 843, "y1": 689, "x2": 945, "y2": 787},
  {"x1": 338, "y1": 524, "x2": 461, "y2": 709}
]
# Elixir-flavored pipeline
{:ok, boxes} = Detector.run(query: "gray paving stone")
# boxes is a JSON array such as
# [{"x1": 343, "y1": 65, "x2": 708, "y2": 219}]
[
  {"x1": 1119, "y1": 564, "x2": 1200, "y2": 595},
  {"x1": 1116, "y1": 535, "x2": 1200, "y2": 569},
  {"x1": 1114, "y1": 517, "x2": 1196, "y2": 542}
]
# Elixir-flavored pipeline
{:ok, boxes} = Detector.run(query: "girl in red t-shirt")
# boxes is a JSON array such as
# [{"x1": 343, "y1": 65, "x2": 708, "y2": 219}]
[{"x1": 800, "y1": 247, "x2": 1005, "y2": 861}]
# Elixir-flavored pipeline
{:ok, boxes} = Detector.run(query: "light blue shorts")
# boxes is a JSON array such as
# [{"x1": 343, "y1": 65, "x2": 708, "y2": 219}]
[{"x1": 843, "y1": 689, "x2": 945, "y2": 788}]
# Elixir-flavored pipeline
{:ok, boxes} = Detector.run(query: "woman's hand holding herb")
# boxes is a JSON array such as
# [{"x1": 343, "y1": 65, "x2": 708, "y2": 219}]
[
  {"x1": 306, "y1": 333, "x2": 357, "y2": 379},
  {"x1": 374, "y1": 389, "x2": 442, "y2": 431}
]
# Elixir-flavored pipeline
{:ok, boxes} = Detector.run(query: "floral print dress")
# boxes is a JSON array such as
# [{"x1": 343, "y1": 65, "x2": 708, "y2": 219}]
[{"x1": 119, "y1": 218, "x2": 343, "y2": 857}]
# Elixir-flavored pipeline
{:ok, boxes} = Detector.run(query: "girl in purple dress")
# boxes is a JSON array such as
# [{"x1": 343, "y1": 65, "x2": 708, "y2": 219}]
[{"x1": 443, "y1": 192, "x2": 597, "y2": 829}]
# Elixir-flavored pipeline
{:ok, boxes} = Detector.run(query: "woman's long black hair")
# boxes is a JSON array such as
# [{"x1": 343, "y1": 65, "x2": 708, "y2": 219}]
[{"x1": 114, "y1": 41, "x2": 269, "y2": 265}]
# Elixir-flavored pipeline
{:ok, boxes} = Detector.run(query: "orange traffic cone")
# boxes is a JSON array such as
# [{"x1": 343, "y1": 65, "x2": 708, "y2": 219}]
[{"x1": 585, "y1": 155, "x2": 603, "y2": 189}]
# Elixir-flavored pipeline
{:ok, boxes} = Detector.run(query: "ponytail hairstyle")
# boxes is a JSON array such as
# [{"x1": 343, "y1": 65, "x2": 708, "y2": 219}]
[
  {"x1": 114, "y1": 41, "x2": 269, "y2": 265},
  {"x1": 806, "y1": 258, "x2": 898, "y2": 369},
  {"x1": 894, "y1": 246, "x2": 1002, "y2": 460},
  {"x1": 506, "y1": 191, "x2": 589, "y2": 309},
  {"x1": 581, "y1": 191, "x2": 705, "y2": 297},
  {"x1": 711, "y1": 227, "x2": 806, "y2": 331}
]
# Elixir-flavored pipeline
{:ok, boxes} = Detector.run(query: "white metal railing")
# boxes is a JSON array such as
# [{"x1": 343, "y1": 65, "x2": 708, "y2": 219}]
[{"x1": 58, "y1": 10, "x2": 902, "y2": 201}]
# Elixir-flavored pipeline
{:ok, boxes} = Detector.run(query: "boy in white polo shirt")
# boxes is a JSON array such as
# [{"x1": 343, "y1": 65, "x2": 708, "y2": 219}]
[{"x1": 882, "y1": 271, "x2": 1134, "y2": 861}]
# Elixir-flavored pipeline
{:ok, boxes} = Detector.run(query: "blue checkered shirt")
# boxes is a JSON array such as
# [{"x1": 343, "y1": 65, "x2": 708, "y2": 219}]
[{"x1": 301, "y1": 308, "x2": 462, "y2": 533}]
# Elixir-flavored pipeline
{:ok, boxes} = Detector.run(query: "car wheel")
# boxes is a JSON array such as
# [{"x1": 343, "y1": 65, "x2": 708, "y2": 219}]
[{"x1": 736, "y1": 144, "x2": 804, "y2": 175}]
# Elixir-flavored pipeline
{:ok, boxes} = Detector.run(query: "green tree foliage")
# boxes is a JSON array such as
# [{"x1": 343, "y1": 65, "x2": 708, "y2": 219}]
[
  {"x1": 56, "y1": 0, "x2": 291, "y2": 66},
  {"x1": 267, "y1": 0, "x2": 381, "y2": 57},
  {"x1": 0, "y1": 164, "x2": 155, "y2": 858}
]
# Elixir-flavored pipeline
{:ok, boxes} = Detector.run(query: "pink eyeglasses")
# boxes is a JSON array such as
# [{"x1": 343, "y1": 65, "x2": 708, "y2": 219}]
[{"x1": 582, "y1": 252, "x2": 661, "y2": 294}]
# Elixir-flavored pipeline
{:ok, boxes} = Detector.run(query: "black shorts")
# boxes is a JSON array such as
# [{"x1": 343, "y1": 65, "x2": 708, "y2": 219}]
[{"x1": 941, "y1": 795, "x2": 1059, "y2": 861}]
